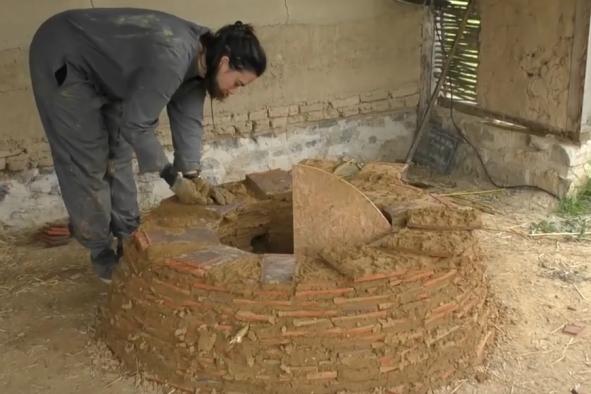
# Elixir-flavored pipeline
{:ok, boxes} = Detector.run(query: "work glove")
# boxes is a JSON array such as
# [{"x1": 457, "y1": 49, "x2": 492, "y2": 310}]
[{"x1": 160, "y1": 164, "x2": 211, "y2": 205}]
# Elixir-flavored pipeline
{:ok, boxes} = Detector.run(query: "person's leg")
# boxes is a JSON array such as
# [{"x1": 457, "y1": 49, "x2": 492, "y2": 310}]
[
  {"x1": 107, "y1": 134, "x2": 140, "y2": 258},
  {"x1": 30, "y1": 58, "x2": 117, "y2": 281}
]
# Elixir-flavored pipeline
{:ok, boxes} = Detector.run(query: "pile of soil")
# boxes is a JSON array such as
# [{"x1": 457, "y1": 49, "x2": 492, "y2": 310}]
[{"x1": 99, "y1": 161, "x2": 498, "y2": 393}]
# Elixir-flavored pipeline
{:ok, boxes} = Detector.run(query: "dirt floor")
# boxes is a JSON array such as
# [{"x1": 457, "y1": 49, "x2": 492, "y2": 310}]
[{"x1": 1, "y1": 172, "x2": 591, "y2": 394}]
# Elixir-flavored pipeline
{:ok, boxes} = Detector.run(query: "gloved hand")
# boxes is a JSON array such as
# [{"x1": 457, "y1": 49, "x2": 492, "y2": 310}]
[
  {"x1": 173, "y1": 177, "x2": 211, "y2": 205},
  {"x1": 160, "y1": 164, "x2": 211, "y2": 205}
]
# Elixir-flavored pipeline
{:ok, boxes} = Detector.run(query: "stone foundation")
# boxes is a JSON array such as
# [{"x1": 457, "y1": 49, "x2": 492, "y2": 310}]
[
  {"x1": 434, "y1": 108, "x2": 591, "y2": 197},
  {"x1": 100, "y1": 161, "x2": 498, "y2": 393}
]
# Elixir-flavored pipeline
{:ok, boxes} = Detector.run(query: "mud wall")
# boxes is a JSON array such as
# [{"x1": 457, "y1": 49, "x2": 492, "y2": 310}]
[
  {"x1": 0, "y1": 0, "x2": 422, "y2": 171},
  {"x1": 477, "y1": 0, "x2": 578, "y2": 133}
]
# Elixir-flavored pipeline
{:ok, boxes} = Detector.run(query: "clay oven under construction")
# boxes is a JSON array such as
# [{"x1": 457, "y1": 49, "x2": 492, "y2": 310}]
[{"x1": 100, "y1": 160, "x2": 497, "y2": 393}]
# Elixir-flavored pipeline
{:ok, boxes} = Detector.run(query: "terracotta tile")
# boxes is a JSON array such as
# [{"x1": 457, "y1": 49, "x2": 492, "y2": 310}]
[{"x1": 246, "y1": 169, "x2": 292, "y2": 199}]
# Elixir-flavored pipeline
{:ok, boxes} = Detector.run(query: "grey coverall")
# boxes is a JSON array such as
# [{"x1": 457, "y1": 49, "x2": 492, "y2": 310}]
[{"x1": 29, "y1": 8, "x2": 208, "y2": 256}]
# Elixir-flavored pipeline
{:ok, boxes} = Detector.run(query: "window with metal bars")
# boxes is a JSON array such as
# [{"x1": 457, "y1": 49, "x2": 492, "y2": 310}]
[{"x1": 433, "y1": 0, "x2": 481, "y2": 105}]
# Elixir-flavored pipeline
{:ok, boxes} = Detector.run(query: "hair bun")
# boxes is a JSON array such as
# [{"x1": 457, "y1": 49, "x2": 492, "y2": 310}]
[{"x1": 233, "y1": 20, "x2": 253, "y2": 34}]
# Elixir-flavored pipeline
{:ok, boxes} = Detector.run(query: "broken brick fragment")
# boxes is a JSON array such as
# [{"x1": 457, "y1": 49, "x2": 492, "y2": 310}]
[
  {"x1": 563, "y1": 323, "x2": 585, "y2": 336},
  {"x1": 132, "y1": 230, "x2": 151, "y2": 251}
]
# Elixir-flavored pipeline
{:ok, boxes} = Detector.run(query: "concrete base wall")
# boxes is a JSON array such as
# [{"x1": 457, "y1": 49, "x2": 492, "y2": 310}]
[
  {"x1": 434, "y1": 108, "x2": 591, "y2": 198},
  {"x1": 0, "y1": 111, "x2": 415, "y2": 231}
]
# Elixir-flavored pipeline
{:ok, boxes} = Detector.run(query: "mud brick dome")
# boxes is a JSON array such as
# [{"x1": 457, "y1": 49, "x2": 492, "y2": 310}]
[{"x1": 100, "y1": 161, "x2": 498, "y2": 393}]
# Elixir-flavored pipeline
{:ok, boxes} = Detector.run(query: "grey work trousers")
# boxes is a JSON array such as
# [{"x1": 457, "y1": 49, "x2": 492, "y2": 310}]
[{"x1": 29, "y1": 60, "x2": 140, "y2": 256}]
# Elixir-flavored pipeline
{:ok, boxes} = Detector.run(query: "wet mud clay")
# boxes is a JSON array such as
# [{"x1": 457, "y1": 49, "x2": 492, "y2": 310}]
[{"x1": 100, "y1": 161, "x2": 499, "y2": 393}]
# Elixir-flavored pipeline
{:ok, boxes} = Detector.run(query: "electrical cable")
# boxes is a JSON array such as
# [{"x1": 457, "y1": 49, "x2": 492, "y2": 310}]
[{"x1": 429, "y1": 5, "x2": 559, "y2": 199}]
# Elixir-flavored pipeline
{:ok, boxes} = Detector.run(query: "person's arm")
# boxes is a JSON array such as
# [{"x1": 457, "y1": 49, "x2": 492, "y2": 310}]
[
  {"x1": 166, "y1": 79, "x2": 207, "y2": 174},
  {"x1": 119, "y1": 71, "x2": 182, "y2": 173}
]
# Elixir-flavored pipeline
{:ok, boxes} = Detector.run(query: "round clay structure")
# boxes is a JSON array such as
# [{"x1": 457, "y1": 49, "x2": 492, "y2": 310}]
[{"x1": 100, "y1": 161, "x2": 498, "y2": 393}]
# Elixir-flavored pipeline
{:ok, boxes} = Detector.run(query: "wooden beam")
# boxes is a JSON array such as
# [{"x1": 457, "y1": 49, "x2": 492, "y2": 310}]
[
  {"x1": 418, "y1": 5, "x2": 435, "y2": 129},
  {"x1": 565, "y1": 0, "x2": 591, "y2": 139},
  {"x1": 438, "y1": 98, "x2": 578, "y2": 143},
  {"x1": 407, "y1": 1, "x2": 475, "y2": 164}
]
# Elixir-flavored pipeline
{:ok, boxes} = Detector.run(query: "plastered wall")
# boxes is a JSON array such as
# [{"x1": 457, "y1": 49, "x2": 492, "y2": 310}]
[
  {"x1": 477, "y1": 0, "x2": 578, "y2": 133},
  {"x1": 582, "y1": 20, "x2": 591, "y2": 137},
  {"x1": 0, "y1": 0, "x2": 423, "y2": 171}
]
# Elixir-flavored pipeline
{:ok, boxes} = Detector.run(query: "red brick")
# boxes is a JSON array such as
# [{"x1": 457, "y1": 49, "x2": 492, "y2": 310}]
[
  {"x1": 260, "y1": 338, "x2": 291, "y2": 346},
  {"x1": 150, "y1": 278, "x2": 191, "y2": 297},
  {"x1": 432, "y1": 303, "x2": 458, "y2": 315},
  {"x1": 305, "y1": 371, "x2": 337, "y2": 381},
  {"x1": 164, "y1": 259, "x2": 207, "y2": 278},
  {"x1": 213, "y1": 324, "x2": 233, "y2": 334},
  {"x1": 192, "y1": 282, "x2": 229, "y2": 292},
  {"x1": 282, "y1": 324, "x2": 376, "y2": 339},
  {"x1": 236, "y1": 310, "x2": 276, "y2": 323},
  {"x1": 159, "y1": 298, "x2": 203, "y2": 310},
  {"x1": 379, "y1": 356, "x2": 396, "y2": 367},
  {"x1": 425, "y1": 313, "x2": 447, "y2": 327},
  {"x1": 44, "y1": 226, "x2": 70, "y2": 236},
  {"x1": 295, "y1": 288, "x2": 354, "y2": 298},
  {"x1": 277, "y1": 310, "x2": 338, "y2": 318},
  {"x1": 372, "y1": 341, "x2": 386, "y2": 349},
  {"x1": 476, "y1": 330, "x2": 493, "y2": 360},
  {"x1": 387, "y1": 385, "x2": 406, "y2": 394},
  {"x1": 254, "y1": 289, "x2": 292, "y2": 299},
  {"x1": 331, "y1": 310, "x2": 388, "y2": 325},
  {"x1": 398, "y1": 286, "x2": 426, "y2": 304},
  {"x1": 457, "y1": 296, "x2": 479, "y2": 318},
  {"x1": 425, "y1": 315, "x2": 454, "y2": 328},
  {"x1": 292, "y1": 318, "x2": 333, "y2": 328},
  {"x1": 380, "y1": 318, "x2": 412, "y2": 331},
  {"x1": 354, "y1": 270, "x2": 407, "y2": 283},
  {"x1": 402, "y1": 270, "x2": 434, "y2": 283},
  {"x1": 325, "y1": 324, "x2": 375, "y2": 337},
  {"x1": 338, "y1": 333, "x2": 386, "y2": 345},
  {"x1": 417, "y1": 292, "x2": 429, "y2": 301},
  {"x1": 340, "y1": 304, "x2": 380, "y2": 315},
  {"x1": 283, "y1": 365, "x2": 318, "y2": 375},
  {"x1": 281, "y1": 329, "x2": 309, "y2": 337},
  {"x1": 133, "y1": 230, "x2": 151, "y2": 251},
  {"x1": 424, "y1": 270, "x2": 457, "y2": 288},
  {"x1": 380, "y1": 365, "x2": 398, "y2": 374},
  {"x1": 233, "y1": 298, "x2": 293, "y2": 307},
  {"x1": 333, "y1": 295, "x2": 391, "y2": 305},
  {"x1": 296, "y1": 281, "x2": 347, "y2": 291}
]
